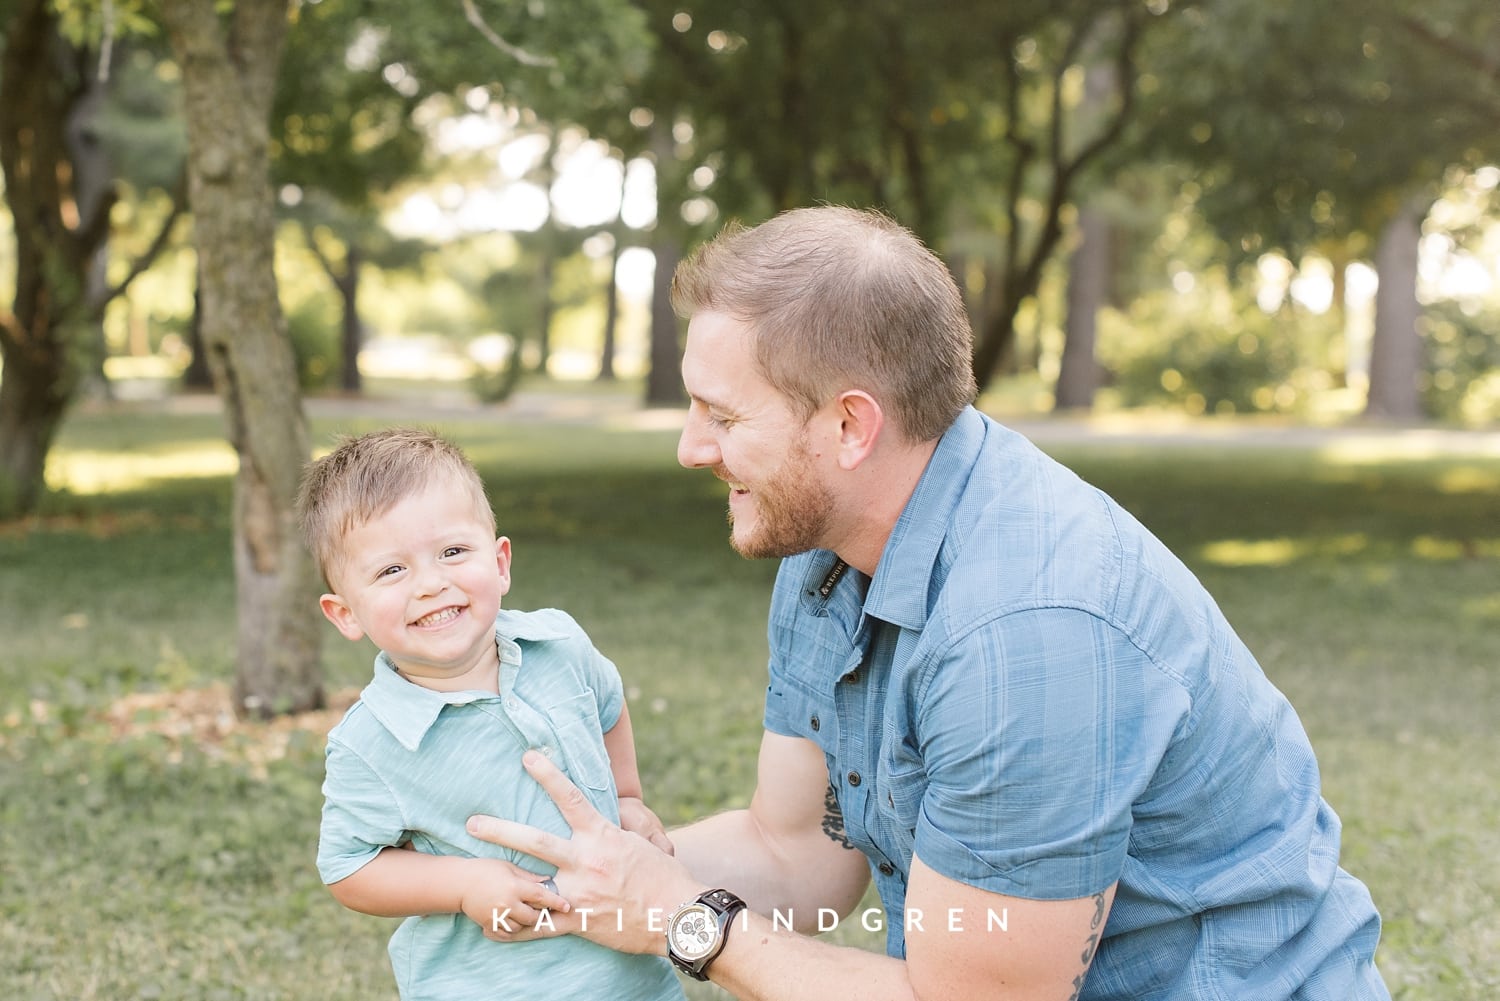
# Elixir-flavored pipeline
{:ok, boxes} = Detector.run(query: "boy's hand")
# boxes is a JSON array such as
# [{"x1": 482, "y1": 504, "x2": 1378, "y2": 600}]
[
  {"x1": 617, "y1": 795, "x2": 675, "y2": 855},
  {"x1": 459, "y1": 858, "x2": 572, "y2": 942}
]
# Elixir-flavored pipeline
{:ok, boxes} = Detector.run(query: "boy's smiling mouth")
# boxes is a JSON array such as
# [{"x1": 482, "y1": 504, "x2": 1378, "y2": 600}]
[{"x1": 412, "y1": 606, "x2": 463, "y2": 628}]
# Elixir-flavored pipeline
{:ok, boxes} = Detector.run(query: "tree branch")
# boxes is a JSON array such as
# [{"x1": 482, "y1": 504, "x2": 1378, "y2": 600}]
[
  {"x1": 90, "y1": 174, "x2": 189, "y2": 314},
  {"x1": 1395, "y1": 12, "x2": 1499, "y2": 82},
  {"x1": 461, "y1": 0, "x2": 557, "y2": 68},
  {"x1": 299, "y1": 218, "x2": 342, "y2": 285}
]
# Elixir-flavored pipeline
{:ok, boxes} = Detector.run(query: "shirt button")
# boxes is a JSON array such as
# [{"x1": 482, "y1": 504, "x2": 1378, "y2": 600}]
[
  {"x1": 809, "y1": 715, "x2": 820, "y2": 732},
  {"x1": 878, "y1": 862, "x2": 895, "y2": 876},
  {"x1": 841, "y1": 670, "x2": 860, "y2": 684},
  {"x1": 847, "y1": 771, "x2": 862, "y2": 787}
]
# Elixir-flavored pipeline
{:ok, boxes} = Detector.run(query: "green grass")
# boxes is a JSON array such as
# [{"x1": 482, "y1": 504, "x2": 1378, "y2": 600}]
[{"x1": 1, "y1": 400, "x2": 1497, "y2": 999}]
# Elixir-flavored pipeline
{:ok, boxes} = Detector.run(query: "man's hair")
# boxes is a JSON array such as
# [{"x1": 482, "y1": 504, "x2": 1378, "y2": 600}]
[
  {"x1": 296, "y1": 427, "x2": 493, "y2": 586},
  {"x1": 670, "y1": 205, "x2": 977, "y2": 442}
]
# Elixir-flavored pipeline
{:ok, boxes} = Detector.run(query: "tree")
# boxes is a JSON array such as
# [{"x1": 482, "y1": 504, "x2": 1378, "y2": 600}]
[
  {"x1": 266, "y1": 0, "x2": 652, "y2": 396},
  {"x1": 0, "y1": 0, "x2": 182, "y2": 518},
  {"x1": 1057, "y1": 202, "x2": 1111, "y2": 409},
  {"x1": 962, "y1": 2, "x2": 1151, "y2": 392},
  {"x1": 611, "y1": 0, "x2": 1170, "y2": 396},
  {"x1": 0, "y1": 0, "x2": 105, "y2": 517},
  {"x1": 1139, "y1": 0, "x2": 1500, "y2": 419},
  {"x1": 160, "y1": 0, "x2": 323, "y2": 718},
  {"x1": 269, "y1": 0, "x2": 429, "y2": 393}
]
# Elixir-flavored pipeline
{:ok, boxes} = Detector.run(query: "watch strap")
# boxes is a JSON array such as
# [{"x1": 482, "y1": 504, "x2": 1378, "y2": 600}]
[{"x1": 668, "y1": 888, "x2": 746, "y2": 981}]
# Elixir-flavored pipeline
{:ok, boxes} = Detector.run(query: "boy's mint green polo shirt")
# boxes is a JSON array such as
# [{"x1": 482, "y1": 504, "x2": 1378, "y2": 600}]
[{"x1": 317, "y1": 607, "x2": 683, "y2": 1001}]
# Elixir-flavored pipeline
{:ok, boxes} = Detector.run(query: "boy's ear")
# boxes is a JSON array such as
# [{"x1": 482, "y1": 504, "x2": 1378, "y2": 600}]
[
  {"x1": 495, "y1": 536, "x2": 513, "y2": 597},
  {"x1": 319, "y1": 593, "x2": 366, "y2": 642}
]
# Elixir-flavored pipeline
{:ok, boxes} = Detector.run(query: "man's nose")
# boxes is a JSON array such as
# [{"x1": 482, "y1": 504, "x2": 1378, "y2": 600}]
[{"x1": 677, "y1": 412, "x2": 719, "y2": 469}]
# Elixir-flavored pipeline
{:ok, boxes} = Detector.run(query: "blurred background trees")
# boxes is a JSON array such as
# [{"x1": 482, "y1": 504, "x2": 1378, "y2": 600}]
[{"x1": 1, "y1": 0, "x2": 1496, "y2": 712}]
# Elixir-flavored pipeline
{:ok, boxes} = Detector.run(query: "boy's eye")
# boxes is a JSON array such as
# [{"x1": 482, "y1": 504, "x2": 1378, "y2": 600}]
[
  {"x1": 442, "y1": 545, "x2": 467, "y2": 558},
  {"x1": 377, "y1": 564, "x2": 403, "y2": 578}
]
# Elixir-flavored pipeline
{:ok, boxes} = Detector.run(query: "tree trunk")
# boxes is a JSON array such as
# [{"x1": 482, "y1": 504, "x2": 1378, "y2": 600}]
[
  {"x1": 162, "y1": 0, "x2": 324, "y2": 718},
  {"x1": 69, "y1": 58, "x2": 116, "y2": 400},
  {"x1": 1364, "y1": 197, "x2": 1428, "y2": 420},
  {"x1": 1055, "y1": 204, "x2": 1111, "y2": 411},
  {"x1": 339, "y1": 244, "x2": 363, "y2": 393},
  {"x1": 645, "y1": 123, "x2": 684, "y2": 406},
  {"x1": 598, "y1": 234, "x2": 622, "y2": 382},
  {"x1": 182, "y1": 279, "x2": 214, "y2": 390},
  {"x1": 0, "y1": 0, "x2": 108, "y2": 517},
  {"x1": 536, "y1": 245, "x2": 556, "y2": 375}
]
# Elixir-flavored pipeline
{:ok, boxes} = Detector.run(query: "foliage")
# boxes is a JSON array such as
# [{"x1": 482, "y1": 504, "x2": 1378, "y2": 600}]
[
  {"x1": 1098, "y1": 265, "x2": 1341, "y2": 416},
  {"x1": 3, "y1": 403, "x2": 1499, "y2": 998},
  {"x1": 1138, "y1": 0, "x2": 1500, "y2": 261},
  {"x1": 285, "y1": 295, "x2": 342, "y2": 391},
  {"x1": 1420, "y1": 300, "x2": 1500, "y2": 424}
]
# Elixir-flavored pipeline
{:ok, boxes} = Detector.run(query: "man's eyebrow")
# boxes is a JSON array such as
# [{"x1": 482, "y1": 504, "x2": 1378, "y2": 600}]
[{"x1": 689, "y1": 392, "x2": 732, "y2": 413}]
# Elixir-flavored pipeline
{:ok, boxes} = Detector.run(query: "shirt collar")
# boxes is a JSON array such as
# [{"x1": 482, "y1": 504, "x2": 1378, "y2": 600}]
[
  {"x1": 862, "y1": 406, "x2": 988, "y2": 631},
  {"x1": 357, "y1": 609, "x2": 574, "y2": 752}
]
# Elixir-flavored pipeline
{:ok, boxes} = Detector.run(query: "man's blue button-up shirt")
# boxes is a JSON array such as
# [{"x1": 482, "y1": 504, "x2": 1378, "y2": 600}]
[{"x1": 763, "y1": 407, "x2": 1387, "y2": 999}]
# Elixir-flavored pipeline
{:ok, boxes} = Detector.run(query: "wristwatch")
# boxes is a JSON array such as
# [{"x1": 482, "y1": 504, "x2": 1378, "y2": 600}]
[{"x1": 665, "y1": 888, "x2": 747, "y2": 981}]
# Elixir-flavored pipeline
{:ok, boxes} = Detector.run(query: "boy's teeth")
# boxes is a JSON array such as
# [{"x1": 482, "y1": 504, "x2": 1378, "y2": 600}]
[{"x1": 416, "y1": 608, "x2": 459, "y2": 627}]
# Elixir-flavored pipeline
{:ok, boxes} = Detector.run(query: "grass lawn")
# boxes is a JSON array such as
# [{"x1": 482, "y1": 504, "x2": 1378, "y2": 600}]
[{"x1": 1, "y1": 396, "x2": 1496, "y2": 999}]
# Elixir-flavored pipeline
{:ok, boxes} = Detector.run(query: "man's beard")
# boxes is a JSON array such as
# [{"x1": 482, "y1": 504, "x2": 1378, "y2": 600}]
[{"x1": 726, "y1": 437, "x2": 834, "y2": 560}]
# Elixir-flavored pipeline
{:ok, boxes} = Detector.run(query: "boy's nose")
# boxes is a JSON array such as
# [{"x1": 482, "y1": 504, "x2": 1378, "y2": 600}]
[{"x1": 413, "y1": 564, "x2": 448, "y2": 598}]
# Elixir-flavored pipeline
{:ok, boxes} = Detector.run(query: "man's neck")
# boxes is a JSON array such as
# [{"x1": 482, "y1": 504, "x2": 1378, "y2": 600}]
[{"x1": 833, "y1": 437, "x2": 939, "y2": 578}]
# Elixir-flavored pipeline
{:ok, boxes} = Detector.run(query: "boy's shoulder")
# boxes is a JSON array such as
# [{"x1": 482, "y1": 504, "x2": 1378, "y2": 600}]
[
  {"x1": 496, "y1": 606, "x2": 589, "y2": 644},
  {"x1": 323, "y1": 695, "x2": 382, "y2": 749}
]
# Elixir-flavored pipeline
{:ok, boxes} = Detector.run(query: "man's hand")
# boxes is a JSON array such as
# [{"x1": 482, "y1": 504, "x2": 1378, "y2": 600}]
[{"x1": 467, "y1": 749, "x2": 704, "y2": 954}]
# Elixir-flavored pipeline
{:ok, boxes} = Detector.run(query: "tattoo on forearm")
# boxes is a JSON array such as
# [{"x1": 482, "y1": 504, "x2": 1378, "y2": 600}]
[
  {"x1": 820, "y1": 783, "x2": 856, "y2": 849},
  {"x1": 1067, "y1": 892, "x2": 1108, "y2": 1001}
]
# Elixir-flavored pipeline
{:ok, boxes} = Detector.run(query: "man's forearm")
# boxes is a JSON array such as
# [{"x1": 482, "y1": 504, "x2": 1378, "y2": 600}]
[
  {"x1": 671, "y1": 808, "x2": 870, "y2": 926},
  {"x1": 703, "y1": 909, "x2": 917, "y2": 1001}
]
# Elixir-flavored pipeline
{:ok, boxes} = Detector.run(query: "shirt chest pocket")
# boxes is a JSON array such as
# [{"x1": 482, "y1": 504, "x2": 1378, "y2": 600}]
[
  {"x1": 543, "y1": 691, "x2": 613, "y2": 792},
  {"x1": 877, "y1": 745, "x2": 927, "y2": 840}
]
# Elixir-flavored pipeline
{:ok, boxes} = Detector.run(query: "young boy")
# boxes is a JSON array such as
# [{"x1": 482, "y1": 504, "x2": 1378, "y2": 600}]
[{"x1": 297, "y1": 427, "x2": 685, "y2": 1001}]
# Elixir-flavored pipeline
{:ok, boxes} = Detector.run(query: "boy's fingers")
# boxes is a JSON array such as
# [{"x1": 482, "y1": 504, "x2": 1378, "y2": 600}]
[{"x1": 535, "y1": 876, "x2": 571, "y2": 913}]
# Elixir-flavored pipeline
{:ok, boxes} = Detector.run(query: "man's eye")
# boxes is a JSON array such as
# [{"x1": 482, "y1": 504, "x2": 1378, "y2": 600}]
[{"x1": 707, "y1": 412, "x2": 734, "y2": 429}]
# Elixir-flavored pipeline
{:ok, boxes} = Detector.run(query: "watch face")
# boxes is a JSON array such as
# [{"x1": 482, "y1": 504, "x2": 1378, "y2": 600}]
[{"x1": 668, "y1": 903, "x2": 718, "y2": 961}]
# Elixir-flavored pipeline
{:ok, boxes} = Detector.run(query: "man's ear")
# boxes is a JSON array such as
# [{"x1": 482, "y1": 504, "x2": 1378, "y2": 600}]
[
  {"x1": 833, "y1": 390, "x2": 884, "y2": 471},
  {"x1": 319, "y1": 593, "x2": 366, "y2": 642}
]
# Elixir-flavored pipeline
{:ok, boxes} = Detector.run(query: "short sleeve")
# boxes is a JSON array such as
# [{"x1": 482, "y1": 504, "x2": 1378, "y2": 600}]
[
  {"x1": 316, "y1": 736, "x2": 406, "y2": 885},
  {"x1": 912, "y1": 606, "x2": 1188, "y2": 901},
  {"x1": 577, "y1": 638, "x2": 624, "y2": 733}
]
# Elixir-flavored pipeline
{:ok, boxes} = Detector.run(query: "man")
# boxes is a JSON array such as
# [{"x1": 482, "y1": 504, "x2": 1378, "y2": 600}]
[{"x1": 467, "y1": 206, "x2": 1389, "y2": 1000}]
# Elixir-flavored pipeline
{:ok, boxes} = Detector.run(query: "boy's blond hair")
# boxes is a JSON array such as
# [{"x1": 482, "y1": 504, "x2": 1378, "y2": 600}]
[{"x1": 296, "y1": 427, "x2": 494, "y2": 587}]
